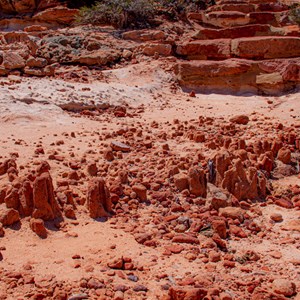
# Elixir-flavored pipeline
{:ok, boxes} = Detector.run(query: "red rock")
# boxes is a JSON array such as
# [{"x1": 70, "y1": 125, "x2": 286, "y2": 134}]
[
  {"x1": 210, "y1": 188, "x2": 231, "y2": 210},
  {"x1": 229, "y1": 115, "x2": 249, "y2": 125},
  {"x1": 172, "y1": 234, "x2": 199, "y2": 244},
  {"x1": 223, "y1": 260, "x2": 235, "y2": 268},
  {"x1": 222, "y1": 159, "x2": 265, "y2": 200},
  {"x1": 72, "y1": 49, "x2": 121, "y2": 66},
  {"x1": 122, "y1": 30, "x2": 165, "y2": 42},
  {"x1": 132, "y1": 184, "x2": 147, "y2": 201},
  {"x1": 208, "y1": 3, "x2": 255, "y2": 13},
  {"x1": 205, "y1": 11, "x2": 250, "y2": 28},
  {"x1": 30, "y1": 218, "x2": 47, "y2": 238},
  {"x1": 212, "y1": 219, "x2": 227, "y2": 239},
  {"x1": 169, "y1": 287, "x2": 207, "y2": 300},
  {"x1": 219, "y1": 207, "x2": 244, "y2": 222},
  {"x1": 2, "y1": 52, "x2": 26, "y2": 70},
  {"x1": 87, "y1": 162, "x2": 98, "y2": 176},
  {"x1": 64, "y1": 204, "x2": 76, "y2": 219},
  {"x1": 275, "y1": 198, "x2": 294, "y2": 209},
  {"x1": 232, "y1": 37, "x2": 300, "y2": 59},
  {"x1": 165, "y1": 244, "x2": 184, "y2": 254},
  {"x1": 229, "y1": 224, "x2": 247, "y2": 238},
  {"x1": 26, "y1": 57, "x2": 47, "y2": 68},
  {"x1": 175, "y1": 59, "x2": 255, "y2": 94},
  {"x1": 0, "y1": 223, "x2": 4, "y2": 237},
  {"x1": 209, "y1": 250, "x2": 221, "y2": 262},
  {"x1": 174, "y1": 173, "x2": 189, "y2": 192},
  {"x1": 87, "y1": 178, "x2": 112, "y2": 218},
  {"x1": 194, "y1": 24, "x2": 281, "y2": 40},
  {"x1": 258, "y1": 154, "x2": 274, "y2": 174},
  {"x1": 257, "y1": 2, "x2": 288, "y2": 12},
  {"x1": 189, "y1": 90, "x2": 196, "y2": 97},
  {"x1": 272, "y1": 279, "x2": 296, "y2": 297},
  {"x1": 32, "y1": 172, "x2": 61, "y2": 221},
  {"x1": 36, "y1": 161, "x2": 50, "y2": 175},
  {"x1": 176, "y1": 39, "x2": 231, "y2": 60},
  {"x1": 4, "y1": 187, "x2": 20, "y2": 211},
  {"x1": 104, "y1": 147, "x2": 114, "y2": 161},
  {"x1": 0, "y1": 205, "x2": 20, "y2": 226},
  {"x1": 213, "y1": 150, "x2": 232, "y2": 185},
  {"x1": 110, "y1": 141, "x2": 130, "y2": 152},
  {"x1": 134, "y1": 233, "x2": 152, "y2": 244},
  {"x1": 188, "y1": 167, "x2": 207, "y2": 197},
  {"x1": 220, "y1": 292, "x2": 233, "y2": 300},
  {"x1": 24, "y1": 25, "x2": 48, "y2": 32},
  {"x1": 282, "y1": 220, "x2": 300, "y2": 232},
  {"x1": 249, "y1": 12, "x2": 278, "y2": 26},
  {"x1": 19, "y1": 179, "x2": 34, "y2": 217},
  {"x1": 143, "y1": 43, "x2": 172, "y2": 57},
  {"x1": 32, "y1": 6, "x2": 78, "y2": 24},
  {"x1": 108, "y1": 258, "x2": 124, "y2": 269},
  {"x1": 277, "y1": 148, "x2": 291, "y2": 164},
  {"x1": 270, "y1": 213, "x2": 283, "y2": 222}
]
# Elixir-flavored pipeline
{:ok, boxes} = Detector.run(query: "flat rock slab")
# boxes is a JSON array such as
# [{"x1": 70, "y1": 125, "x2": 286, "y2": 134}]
[
  {"x1": 110, "y1": 141, "x2": 131, "y2": 152},
  {"x1": 232, "y1": 37, "x2": 300, "y2": 59},
  {"x1": 176, "y1": 39, "x2": 231, "y2": 60}
]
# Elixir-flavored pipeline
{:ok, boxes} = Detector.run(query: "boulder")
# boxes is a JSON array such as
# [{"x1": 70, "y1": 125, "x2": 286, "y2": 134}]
[
  {"x1": 72, "y1": 50, "x2": 121, "y2": 66},
  {"x1": 272, "y1": 279, "x2": 296, "y2": 297},
  {"x1": 169, "y1": 287, "x2": 207, "y2": 300},
  {"x1": 32, "y1": 6, "x2": 78, "y2": 25},
  {"x1": 221, "y1": 159, "x2": 266, "y2": 200},
  {"x1": 2, "y1": 52, "x2": 26, "y2": 70},
  {"x1": 132, "y1": 184, "x2": 147, "y2": 201},
  {"x1": 30, "y1": 218, "x2": 47, "y2": 238},
  {"x1": 176, "y1": 39, "x2": 231, "y2": 60},
  {"x1": 175, "y1": 58, "x2": 256, "y2": 94},
  {"x1": 174, "y1": 173, "x2": 189, "y2": 192},
  {"x1": 212, "y1": 219, "x2": 227, "y2": 239},
  {"x1": 18, "y1": 178, "x2": 33, "y2": 216},
  {"x1": 32, "y1": 172, "x2": 61, "y2": 220},
  {"x1": 193, "y1": 24, "x2": 280, "y2": 40},
  {"x1": 87, "y1": 178, "x2": 112, "y2": 218},
  {"x1": 208, "y1": 3, "x2": 255, "y2": 13},
  {"x1": 110, "y1": 141, "x2": 131, "y2": 152},
  {"x1": 214, "y1": 150, "x2": 232, "y2": 186},
  {"x1": 188, "y1": 167, "x2": 207, "y2": 197},
  {"x1": 0, "y1": 205, "x2": 20, "y2": 226},
  {"x1": 204, "y1": 11, "x2": 250, "y2": 28},
  {"x1": 143, "y1": 43, "x2": 172, "y2": 57},
  {"x1": 277, "y1": 148, "x2": 291, "y2": 164},
  {"x1": 26, "y1": 57, "x2": 47, "y2": 68},
  {"x1": 231, "y1": 37, "x2": 300, "y2": 59},
  {"x1": 219, "y1": 207, "x2": 244, "y2": 222},
  {"x1": 122, "y1": 30, "x2": 165, "y2": 42},
  {"x1": 229, "y1": 115, "x2": 249, "y2": 125},
  {"x1": 249, "y1": 12, "x2": 278, "y2": 26}
]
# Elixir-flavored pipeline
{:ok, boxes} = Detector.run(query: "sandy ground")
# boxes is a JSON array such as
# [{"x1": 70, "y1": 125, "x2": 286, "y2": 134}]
[{"x1": 0, "y1": 60, "x2": 299, "y2": 300}]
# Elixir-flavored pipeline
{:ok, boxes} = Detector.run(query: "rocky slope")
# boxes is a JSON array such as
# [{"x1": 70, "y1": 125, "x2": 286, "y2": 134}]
[{"x1": 0, "y1": 0, "x2": 299, "y2": 95}]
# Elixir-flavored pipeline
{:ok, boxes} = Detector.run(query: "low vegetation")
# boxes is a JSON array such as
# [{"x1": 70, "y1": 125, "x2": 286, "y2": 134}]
[
  {"x1": 76, "y1": 0, "x2": 212, "y2": 29},
  {"x1": 289, "y1": 3, "x2": 300, "y2": 25}
]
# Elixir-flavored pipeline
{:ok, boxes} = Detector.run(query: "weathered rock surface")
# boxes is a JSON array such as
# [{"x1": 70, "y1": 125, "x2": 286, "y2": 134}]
[
  {"x1": 32, "y1": 173, "x2": 60, "y2": 220},
  {"x1": 87, "y1": 178, "x2": 112, "y2": 218}
]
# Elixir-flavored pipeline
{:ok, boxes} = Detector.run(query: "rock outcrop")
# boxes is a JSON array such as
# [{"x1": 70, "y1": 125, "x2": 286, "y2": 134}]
[
  {"x1": 32, "y1": 172, "x2": 60, "y2": 220},
  {"x1": 87, "y1": 178, "x2": 112, "y2": 218},
  {"x1": 188, "y1": 167, "x2": 207, "y2": 197},
  {"x1": 175, "y1": 0, "x2": 300, "y2": 95}
]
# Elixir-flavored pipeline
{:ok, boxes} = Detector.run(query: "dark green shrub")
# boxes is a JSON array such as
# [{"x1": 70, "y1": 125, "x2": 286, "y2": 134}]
[
  {"x1": 289, "y1": 4, "x2": 300, "y2": 25},
  {"x1": 157, "y1": 0, "x2": 212, "y2": 13},
  {"x1": 76, "y1": 0, "x2": 213, "y2": 28},
  {"x1": 77, "y1": 0, "x2": 156, "y2": 29}
]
